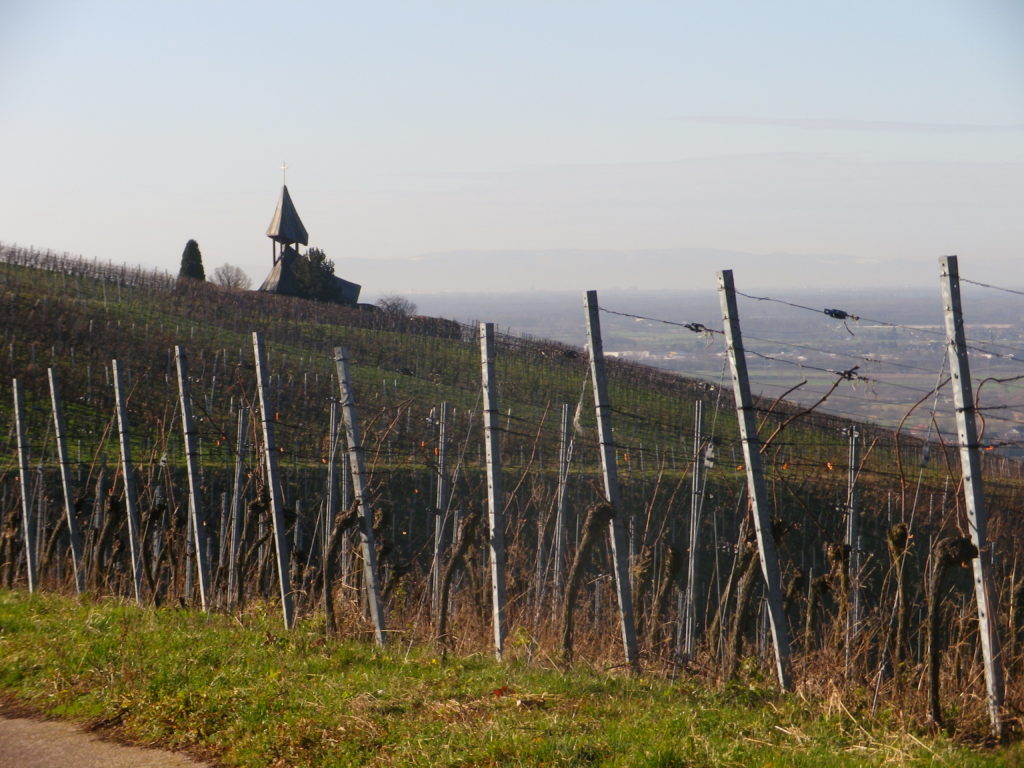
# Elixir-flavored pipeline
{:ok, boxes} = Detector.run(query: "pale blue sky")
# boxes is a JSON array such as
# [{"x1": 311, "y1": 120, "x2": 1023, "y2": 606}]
[{"x1": 1, "y1": 1, "x2": 1022, "y2": 293}]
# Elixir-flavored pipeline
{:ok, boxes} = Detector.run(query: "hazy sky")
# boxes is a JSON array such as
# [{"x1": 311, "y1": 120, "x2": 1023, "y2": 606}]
[{"x1": 2, "y1": 1, "x2": 1022, "y2": 293}]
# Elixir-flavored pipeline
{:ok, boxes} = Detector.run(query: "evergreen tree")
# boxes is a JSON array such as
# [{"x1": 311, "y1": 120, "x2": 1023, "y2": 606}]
[
  {"x1": 179, "y1": 239, "x2": 206, "y2": 281},
  {"x1": 293, "y1": 247, "x2": 335, "y2": 301}
]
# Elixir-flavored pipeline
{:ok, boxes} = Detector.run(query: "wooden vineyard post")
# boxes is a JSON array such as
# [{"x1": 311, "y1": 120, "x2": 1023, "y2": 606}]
[
  {"x1": 683, "y1": 399, "x2": 705, "y2": 659},
  {"x1": 251, "y1": 332, "x2": 295, "y2": 630},
  {"x1": 13, "y1": 378, "x2": 37, "y2": 593},
  {"x1": 333, "y1": 346, "x2": 387, "y2": 646},
  {"x1": 228, "y1": 406, "x2": 248, "y2": 608},
  {"x1": 111, "y1": 360, "x2": 145, "y2": 604},
  {"x1": 175, "y1": 346, "x2": 212, "y2": 610},
  {"x1": 717, "y1": 270, "x2": 793, "y2": 691},
  {"x1": 432, "y1": 402, "x2": 450, "y2": 620},
  {"x1": 582, "y1": 291, "x2": 639, "y2": 670},
  {"x1": 479, "y1": 324, "x2": 508, "y2": 660},
  {"x1": 47, "y1": 368, "x2": 86, "y2": 594},
  {"x1": 939, "y1": 255, "x2": 1004, "y2": 738}
]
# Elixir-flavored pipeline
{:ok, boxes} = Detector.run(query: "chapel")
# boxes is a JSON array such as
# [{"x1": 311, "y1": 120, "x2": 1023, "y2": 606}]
[{"x1": 258, "y1": 181, "x2": 361, "y2": 305}]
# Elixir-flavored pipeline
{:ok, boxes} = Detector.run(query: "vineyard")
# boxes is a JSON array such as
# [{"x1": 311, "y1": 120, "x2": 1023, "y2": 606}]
[{"x1": 1, "y1": 243, "x2": 1023, "y2": 742}]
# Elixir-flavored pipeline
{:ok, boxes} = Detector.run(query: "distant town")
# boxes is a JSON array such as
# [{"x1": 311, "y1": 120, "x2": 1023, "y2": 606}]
[{"x1": 413, "y1": 286, "x2": 1024, "y2": 443}]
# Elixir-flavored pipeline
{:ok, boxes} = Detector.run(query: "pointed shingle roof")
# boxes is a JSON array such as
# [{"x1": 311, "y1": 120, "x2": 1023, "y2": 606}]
[{"x1": 265, "y1": 185, "x2": 309, "y2": 246}]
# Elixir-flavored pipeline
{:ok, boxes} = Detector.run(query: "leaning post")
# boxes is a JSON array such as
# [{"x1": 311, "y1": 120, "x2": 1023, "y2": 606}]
[
  {"x1": 717, "y1": 270, "x2": 793, "y2": 691},
  {"x1": 111, "y1": 360, "x2": 145, "y2": 604},
  {"x1": 13, "y1": 378, "x2": 38, "y2": 593},
  {"x1": 47, "y1": 368, "x2": 87, "y2": 594},
  {"x1": 252, "y1": 332, "x2": 296, "y2": 629},
  {"x1": 939, "y1": 254, "x2": 1004, "y2": 738},
  {"x1": 175, "y1": 346, "x2": 212, "y2": 610},
  {"x1": 333, "y1": 346, "x2": 387, "y2": 646},
  {"x1": 583, "y1": 290, "x2": 639, "y2": 669}
]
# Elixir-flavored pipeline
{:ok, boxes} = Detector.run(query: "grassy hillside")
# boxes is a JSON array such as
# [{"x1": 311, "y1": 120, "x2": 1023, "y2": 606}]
[{"x1": 0, "y1": 591, "x2": 1016, "y2": 768}]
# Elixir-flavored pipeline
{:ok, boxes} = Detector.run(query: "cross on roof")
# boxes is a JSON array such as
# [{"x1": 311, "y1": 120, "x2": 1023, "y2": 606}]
[{"x1": 281, "y1": 161, "x2": 288, "y2": 185}]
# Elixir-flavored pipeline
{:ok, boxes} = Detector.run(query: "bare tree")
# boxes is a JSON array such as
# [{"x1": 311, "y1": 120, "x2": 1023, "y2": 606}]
[
  {"x1": 212, "y1": 263, "x2": 252, "y2": 290},
  {"x1": 377, "y1": 294, "x2": 417, "y2": 317}
]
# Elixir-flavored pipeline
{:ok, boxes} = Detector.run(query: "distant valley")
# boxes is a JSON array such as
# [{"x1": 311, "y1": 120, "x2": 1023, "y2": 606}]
[{"x1": 409, "y1": 287, "x2": 1024, "y2": 437}]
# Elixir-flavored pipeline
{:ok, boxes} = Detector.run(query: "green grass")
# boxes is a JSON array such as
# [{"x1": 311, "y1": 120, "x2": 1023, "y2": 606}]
[{"x1": 0, "y1": 590, "x2": 1017, "y2": 767}]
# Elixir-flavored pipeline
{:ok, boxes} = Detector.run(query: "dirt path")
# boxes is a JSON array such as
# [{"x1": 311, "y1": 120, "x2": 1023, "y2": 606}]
[{"x1": 0, "y1": 716, "x2": 211, "y2": 768}]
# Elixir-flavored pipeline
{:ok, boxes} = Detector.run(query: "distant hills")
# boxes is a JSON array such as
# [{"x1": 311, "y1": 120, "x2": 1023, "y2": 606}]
[{"x1": 346, "y1": 248, "x2": 960, "y2": 294}]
